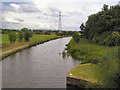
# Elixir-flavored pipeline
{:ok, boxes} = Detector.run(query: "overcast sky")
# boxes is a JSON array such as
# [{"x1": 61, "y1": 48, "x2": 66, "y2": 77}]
[{"x1": 1, "y1": 0, "x2": 120, "y2": 31}]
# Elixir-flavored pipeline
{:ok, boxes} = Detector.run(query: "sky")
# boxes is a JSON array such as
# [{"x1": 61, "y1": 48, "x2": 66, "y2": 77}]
[{"x1": 1, "y1": 0, "x2": 120, "y2": 31}]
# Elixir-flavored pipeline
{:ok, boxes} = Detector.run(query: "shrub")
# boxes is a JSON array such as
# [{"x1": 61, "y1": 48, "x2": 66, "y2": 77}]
[
  {"x1": 104, "y1": 31, "x2": 120, "y2": 46},
  {"x1": 72, "y1": 32, "x2": 80, "y2": 42},
  {"x1": 18, "y1": 31, "x2": 24, "y2": 42},
  {"x1": 8, "y1": 32, "x2": 17, "y2": 43},
  {"x1": 86, "y1": 82, "x2": 100, "y2": 88},
  {"x1": 24, "y1": 31, "x2": 32, "y2": 42}
]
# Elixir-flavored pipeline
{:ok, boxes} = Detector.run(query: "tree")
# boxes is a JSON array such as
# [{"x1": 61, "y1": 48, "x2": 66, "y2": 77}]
[
  {"x1": 45, "y1": 31, "x2": 51, "y2": 35},
  {"x1": 18, "y1": 31, "x2": 24, "y2": 42},
  {"x1": 24, "y1": 31, "x2": 32, "y2": 42},
  {"x1": 84, "y1": 4, "x2": 120, "y2": 46},
  {"x1": 102, "y1": 4, "x2": 108, "y2": 11},
  {"x1": 21, "y1": 27, "x2": 29, "y2": 31},
  {"x1": 8, "y1": 32, "x2": 17, "y2": 43},
  {"x1": 80, "y1": 23, "x2": 85, "y2": 31}
]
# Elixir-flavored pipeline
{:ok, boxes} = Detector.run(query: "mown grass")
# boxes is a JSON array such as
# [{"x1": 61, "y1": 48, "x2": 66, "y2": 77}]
[{"x1": 68, "y1": 64, "x2": 99, "y2": 83}]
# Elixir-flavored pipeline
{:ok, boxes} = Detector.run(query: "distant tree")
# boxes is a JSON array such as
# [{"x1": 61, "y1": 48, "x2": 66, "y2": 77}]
[
  {"x1": 8, "y1": 32, "x2": 17, "y2": 43},
  {"x1": 45, "y1": 31, "x2": 51, "y2": 35},
  {"x1": 24, "y1": 31, "x2": 32, "y2": 42},
  {"x1": 21, "y1": 27, "x2": 29, "y2": 31},
  {"x1": 18, "y1": 31, "x2": 24, "y2": 42}
]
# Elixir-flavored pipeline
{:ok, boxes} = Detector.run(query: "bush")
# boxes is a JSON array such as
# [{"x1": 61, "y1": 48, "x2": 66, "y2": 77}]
[
  {"x1": 24, "y1": 31, "x2": 32, "y2": 42},
  {"x1": 8, "y1": 32, "x2": 17, "y2": 43},
  {"x1": 18, "y1": 31, "x2": 24, "y2": 42},
  {"x1": 86, "y1": 82, "x2": 100, "y2": 88},
  {"x1": 92, "y1": 57, "x2": 100, "y2": 64},
  {"x1": 98, "y1": 47, "x2": 119, "y2": 88},
  {"x1": 93, "y1": 31, "x2": 120, "y2": 46},
  {"x1": 45, "y1": 31, "x2": 51, "y2": 35},
  {"x1": 72, "y1": 32, "x2": 80, "y2": 42},
  {"x1": 104, "y1": 31, "x2": 120, "y2": 46}
]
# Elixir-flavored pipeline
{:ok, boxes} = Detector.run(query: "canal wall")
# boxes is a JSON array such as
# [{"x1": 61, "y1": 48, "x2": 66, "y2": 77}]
[{"x1": 67, "y1": 76, "x2": 89, "y2": 88}]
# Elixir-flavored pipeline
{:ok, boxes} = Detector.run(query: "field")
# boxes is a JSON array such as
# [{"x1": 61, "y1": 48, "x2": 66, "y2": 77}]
[
  {"x1": 1, "y1": 34, "x2": 61, "y2": 59},
  {"x1": 1, "y1": 34, "x2": 59, "y2": 52}
]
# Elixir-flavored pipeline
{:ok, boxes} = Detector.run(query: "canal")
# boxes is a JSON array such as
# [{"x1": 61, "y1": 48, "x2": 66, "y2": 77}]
[{"x1": 2, "y1": 37, "x2": 80, "y2": 88}]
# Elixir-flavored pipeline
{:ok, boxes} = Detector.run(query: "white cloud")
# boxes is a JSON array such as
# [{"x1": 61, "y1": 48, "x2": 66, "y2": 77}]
[
  {"x1": 118, "y1": 1, "x2": 120, "y2": 5},
  {"x1": 2, "y1": 0, "x2": 119, "y2": 30},
  {"x1": 10, "y1": 3, "x2": 20, "y2": 9}
]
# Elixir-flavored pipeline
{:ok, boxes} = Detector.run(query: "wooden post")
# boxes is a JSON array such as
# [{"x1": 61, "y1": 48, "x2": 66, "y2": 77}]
[{"x1": 91, "y1": 49, "x2": 92, "y2": 69}]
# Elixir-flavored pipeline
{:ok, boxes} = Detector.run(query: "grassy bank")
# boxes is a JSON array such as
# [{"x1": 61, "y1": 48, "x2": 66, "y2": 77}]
[
  {"x1": 67, "y1": 64, "x2": 99, "y2": 83},
  {"x1": 67, "y1": 38, "x2": 118, "y2": 64},
  {"x1": 1, "y1": 34, "x2": 62, "y2": 59},
  {"x1": 67, "y1": 38, "x2": 119, "y2": 88},
  {"x1": 67, "y1": 63, "x2": 100, "y2": 88}
]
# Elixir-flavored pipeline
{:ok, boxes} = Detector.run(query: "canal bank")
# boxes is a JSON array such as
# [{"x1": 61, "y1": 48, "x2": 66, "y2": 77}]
[
  {"x1": 66, "y1": 37, "x2": 119, "y2": 88},
  {"x1": 1, "y1": 36, "x2": 63, "y2": 59},
  {"x1": 65, "y1": 38, "x2": 102, "y2": 88},
  {"x1": 67, "y1": 63, "x2": 99, "y2": 88}
]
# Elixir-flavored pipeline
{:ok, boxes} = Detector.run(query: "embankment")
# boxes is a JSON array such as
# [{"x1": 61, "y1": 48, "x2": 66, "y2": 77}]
[
  {"x1": 67, "y1": 63, "x2": 99, "y2": 88},
  {"x1": 1, "y1": 36, "x2": 63, "y2": 59}
]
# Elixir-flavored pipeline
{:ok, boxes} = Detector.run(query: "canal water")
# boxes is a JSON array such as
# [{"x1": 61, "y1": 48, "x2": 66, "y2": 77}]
[{"x1": 2, "y1": 37, "x2": 80, "y2": 88}]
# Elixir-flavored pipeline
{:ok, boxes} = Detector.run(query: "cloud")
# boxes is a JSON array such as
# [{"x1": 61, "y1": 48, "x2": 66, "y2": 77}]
[
  {"x1": 19, "y1": 4, "x2": 41, "y2": 13},
  {"x1": 2, "y1": 21, "x2": 21, "y2": 29},
  {"x1": 10, "y1": 3, "x2": 20, "y2": 9},
  {"x1": 1, "y1": 1, "x2": 119, "y2": 30},
  {"x1": 2, "y1": 2, "x2": 41, "y2": 13},
  {"x1": 118, "y1": 1, "x2": 120, "y2": 5},
  {"x1": 14, "y1": 18, "x2": 24, "y2": 22}
]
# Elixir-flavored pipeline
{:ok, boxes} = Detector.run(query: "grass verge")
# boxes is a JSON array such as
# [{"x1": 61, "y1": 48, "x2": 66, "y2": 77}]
[{"x1": 1, "y1": 34, "x2": 62, "y2": 59}]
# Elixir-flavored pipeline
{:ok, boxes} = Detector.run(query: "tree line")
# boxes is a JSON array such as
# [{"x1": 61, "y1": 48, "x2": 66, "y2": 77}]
[
  {"x1": 80, "y1": 4, "x2": 120, "y2": 46},
  {"x1": 8, "y1": 28, "x2": 32, "y2": 43},
  {"x1": 1, "y1": 28, "x2": 77, "y2": 43}
]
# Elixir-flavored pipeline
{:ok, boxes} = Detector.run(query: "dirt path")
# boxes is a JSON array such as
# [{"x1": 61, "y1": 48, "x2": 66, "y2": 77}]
[{"x1": 0, "y1": 45, "x2": 28, "y2": 58}]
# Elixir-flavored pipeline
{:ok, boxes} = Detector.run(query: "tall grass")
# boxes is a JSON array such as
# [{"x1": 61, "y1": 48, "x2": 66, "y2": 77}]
[{"x1": 67, "y1": 38, "x2": 117, "y2": 64}]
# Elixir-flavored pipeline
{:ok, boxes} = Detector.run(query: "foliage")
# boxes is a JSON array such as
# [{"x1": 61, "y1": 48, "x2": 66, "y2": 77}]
[
  {"x1": 104, "y1": 31, "x2": 120, "y2": 46},
  {"x1": 45, "y1": 31, "x2": 51, "y2": 35},
  {"x1": 8, "y1": 32, "x2": 17, "y2": 43},
  {"x1": 84, "y1": 5, "x2": 120, "y2": 46},
  {"x1": 80, "y1": 23, "x2": 85, "y2": 31},
  {"x1": 18, "y1": 31, "x2": 24, "y2": 42},
  {"x1": 98, "y1": 47, "x2": 119, "y2": 88},
  {"x1": 21, "y1": 27, "x2": 29, "y2": 31},
  {"x1": 24, "y1": 31, "x2": 32, "y2": 42},
  {"x1": 86, "y1": 82, "x2": 100, "y2": 88},
  {"x1": 72, "y1": 32, "x2": 80, "y2": 42},
  {"x1": 102, "y1": 4, "x2": 108, "y2": 11},
  {"x1": 67, "y1": 38, "x2": 119, "y2": 88}
]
